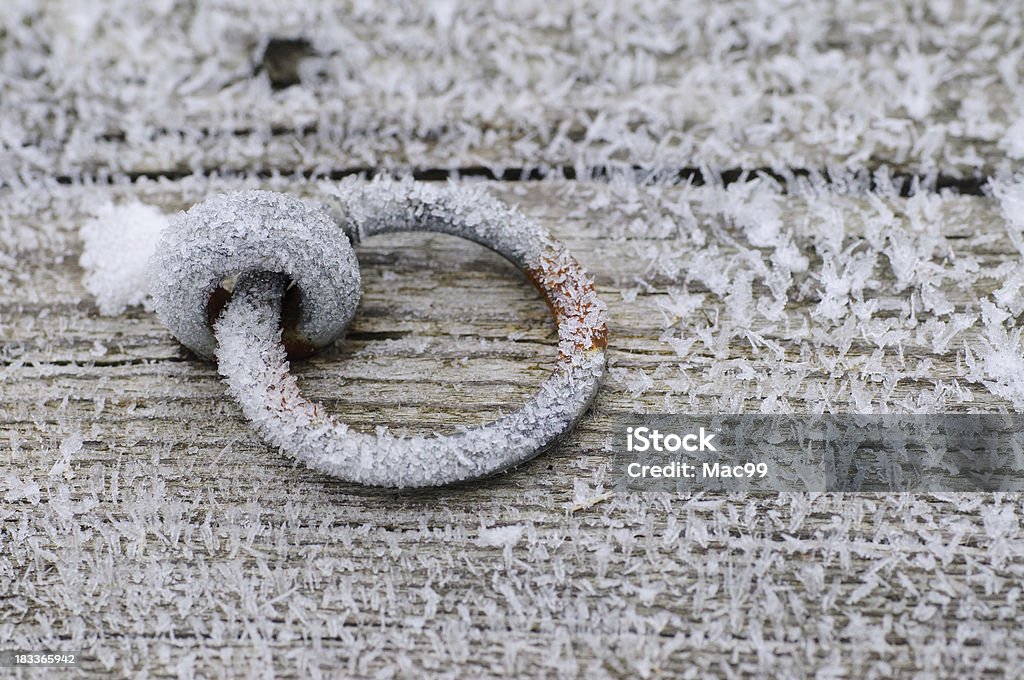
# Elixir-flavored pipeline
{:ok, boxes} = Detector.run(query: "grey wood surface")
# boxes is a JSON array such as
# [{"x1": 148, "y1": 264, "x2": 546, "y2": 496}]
[
  {"x1": 3, "y1": 1, "x2": 1023, "y2": 182},
  {"x1": 2, "y1": 178, "x2": 1024, "y2": 677},
  {"x1": 4, "y1": 0, "x2": 1024, "y2": 677}
]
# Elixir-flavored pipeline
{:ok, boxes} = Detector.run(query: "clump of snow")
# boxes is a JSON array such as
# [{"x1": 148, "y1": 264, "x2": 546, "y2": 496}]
[
  {"x1": 476, "y1": 524, "x2": 525, "y2": 548},
  {"x1": 991, "y1": 175, "x2": 1024, "y2": 257},
  {"x1": 999, "y1": 117, "x2": 1024, "y2": 160},
  {"x1": 965, "y1": 325, "x2": 1024, "y2": 409},
  {"x1": 59, "y1": 432, "x2": 83, "y2": 456},
  {"x1": 3, "y1": 475, "x2": 41, "y2": 503},
  {"x1": 79, "y1": 201, "x2": 168, "y2": 315}
]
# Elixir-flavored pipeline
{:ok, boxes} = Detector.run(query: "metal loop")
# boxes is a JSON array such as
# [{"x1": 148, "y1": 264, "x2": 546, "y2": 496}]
[
  {"x1": 149, "y1": 190, "x2": 361, "y2": 360},
  {"x1": 214, "y1": 179, "x2": 608, "y2": 488}
]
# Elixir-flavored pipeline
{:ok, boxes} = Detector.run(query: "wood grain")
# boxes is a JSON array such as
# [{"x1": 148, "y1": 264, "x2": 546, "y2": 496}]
[
  {"x1": 2, "y1": 179, "x2": 1023, "y2": 677},
  {"x1": 3, "y1": 1, "x2": 1021, "y2": 182}
]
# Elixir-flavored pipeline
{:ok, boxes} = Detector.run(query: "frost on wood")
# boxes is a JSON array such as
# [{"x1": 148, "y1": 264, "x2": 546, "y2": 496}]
[
  {"x1": 578, "y1": 174, "x2": 1024, "y2": 414},
  {"x1": 46, "y1": 171, "x2": 1024, "y2": 420},
  {"x1": 4, "y1": 0, "x2": 1024, "y2": 673},
  {"x1": 3, "y1": 1, "x2": 1024, "y2": 182},
  {"x1": 214, "y1": 180, "x2": 608, "y2": 487},
  {"x1": 79, "y1": 201, "x2": 168, "y2": 315},
  {"x1": 4, "y1": 178, "x2": 1024, "y2": 676}
]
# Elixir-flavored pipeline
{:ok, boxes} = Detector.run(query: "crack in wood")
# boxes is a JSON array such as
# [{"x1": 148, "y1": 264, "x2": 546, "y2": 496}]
[{"x1": 45, "y1": 165, "x2": 990, "y2": 196}]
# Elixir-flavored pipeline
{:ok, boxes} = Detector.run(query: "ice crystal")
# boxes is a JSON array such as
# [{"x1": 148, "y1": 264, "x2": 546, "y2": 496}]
[
  {"x1": 79, "y1": 201, "x2": 168, "y2": 315},
  {"x1": 3, "y1": 1, "x2": 1023, "y2": 184}
]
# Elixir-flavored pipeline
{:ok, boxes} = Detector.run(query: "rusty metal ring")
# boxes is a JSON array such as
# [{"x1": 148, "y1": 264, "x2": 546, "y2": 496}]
[
  {"x1": 149, "y1": 190, "x2": 361, "y2": 360},
  {"x1": 214, "y1": 179, "x2": 608, "y2": 488}
]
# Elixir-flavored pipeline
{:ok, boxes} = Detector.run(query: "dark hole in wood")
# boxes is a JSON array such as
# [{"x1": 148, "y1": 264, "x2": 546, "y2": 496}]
[{"x1": 259, "y1": 38, "x2": 315, "y2": 90}]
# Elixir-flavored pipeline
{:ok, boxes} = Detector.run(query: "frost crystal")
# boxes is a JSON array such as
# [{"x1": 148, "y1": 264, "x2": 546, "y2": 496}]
[
  {"x1": 79, "y1": 201, "x2": 168, "y2": 315},
  {"x1": 148, "y1": 190, "x2": 361, "y2": 359}
]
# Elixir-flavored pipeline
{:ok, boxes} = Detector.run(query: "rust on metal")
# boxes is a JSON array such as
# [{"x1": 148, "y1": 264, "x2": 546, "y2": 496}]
[
  {"x1": 525, "y1": 248, "x2": 609, "y2": 358},
  {"x1": 279, "y1": 284, "x2": 319, "y2": 359}
]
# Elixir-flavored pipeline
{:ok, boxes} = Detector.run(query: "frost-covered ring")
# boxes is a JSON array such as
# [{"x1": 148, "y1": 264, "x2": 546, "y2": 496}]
[
  {"x1": 149, "y1": 190, "x2": 361, "y2": 359},
  {"x1": 214, "y1": 180, "x2": 608, "y2": 487}
]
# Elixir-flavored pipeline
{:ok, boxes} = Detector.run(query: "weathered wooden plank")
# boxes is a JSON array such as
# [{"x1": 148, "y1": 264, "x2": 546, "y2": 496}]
[
  {"x1": 2, "y1": 178, "x2": 1023, "y2": 676},
  {"x1": 2, "y1": 1, "x2": 1022, "y2": 182}
]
